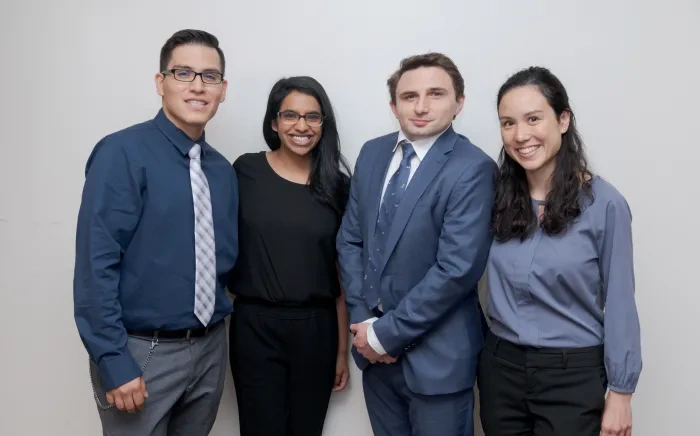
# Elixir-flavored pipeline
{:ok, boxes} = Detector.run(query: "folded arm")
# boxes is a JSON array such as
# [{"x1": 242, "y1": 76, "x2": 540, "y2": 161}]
[
  {"x1": 371, "y1": 160, "x2": 496, "y2": 357},
  {"x1": 73, "y1": 139, "x2": 142, "y2": 392}
]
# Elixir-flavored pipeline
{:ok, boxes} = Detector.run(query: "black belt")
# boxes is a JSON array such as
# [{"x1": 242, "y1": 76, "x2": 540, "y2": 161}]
[
  {"x1": 484, "y1": 331, "x2": 603, "y2": 369},
  {"x1": 234, "y1": 295, "x2": 336, "y2": 310},
  {"x1": 126, "y1": 319, "x2": 224, "y2": 340}
]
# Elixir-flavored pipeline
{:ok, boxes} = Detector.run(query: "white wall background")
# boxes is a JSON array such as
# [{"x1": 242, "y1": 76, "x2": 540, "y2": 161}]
[{"x1": 1, "y1": 0, "x2": 698, "y2": 434}]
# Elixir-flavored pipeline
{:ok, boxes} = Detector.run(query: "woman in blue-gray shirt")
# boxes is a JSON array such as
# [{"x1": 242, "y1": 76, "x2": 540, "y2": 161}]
[{"x1": 478, "y1": 66, "x2": 642, "y2": 436}]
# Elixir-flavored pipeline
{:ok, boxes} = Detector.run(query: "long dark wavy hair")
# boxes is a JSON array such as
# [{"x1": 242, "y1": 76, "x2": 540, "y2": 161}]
[
  {"x1": 262, "y1": 76, "x2": 351, "y2": 217},
  {"x1": 492, "y1": 66, "x2": 593, "y2": 242}
]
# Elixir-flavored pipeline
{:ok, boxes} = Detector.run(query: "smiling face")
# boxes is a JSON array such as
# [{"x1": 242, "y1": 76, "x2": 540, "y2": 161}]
[
  {"x1": 155, "y1": 44, "x2": 227, "y2": 140},
  {"x1": 390, "y1": 66, "x2": 464, "y2": 141},
  {"x1": 271, "y1": 91, "x2": 323, "y2": 157},
  {"x1": 498, "y1": 85, "x2": 570, "y2": 177}
]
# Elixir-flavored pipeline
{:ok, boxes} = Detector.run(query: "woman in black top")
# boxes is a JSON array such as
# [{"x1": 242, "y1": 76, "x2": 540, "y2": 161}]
[{"x1": 228, "y1": 76, "x2": 352, "y2": 436}]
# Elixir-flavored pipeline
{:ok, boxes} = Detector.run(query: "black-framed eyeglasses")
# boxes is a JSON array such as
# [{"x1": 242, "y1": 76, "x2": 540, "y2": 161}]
[
  {"x1": 162, "y1": 68, "x2": 224, "y2": 84},
  {"x1": 277, "y1": 110, "x2": 325, "y2": 127}
]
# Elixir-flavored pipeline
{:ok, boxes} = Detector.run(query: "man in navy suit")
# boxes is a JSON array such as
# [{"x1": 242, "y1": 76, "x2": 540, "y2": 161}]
[{"x1": 337, "y1": 52, "x2": 497, "y2": 436}]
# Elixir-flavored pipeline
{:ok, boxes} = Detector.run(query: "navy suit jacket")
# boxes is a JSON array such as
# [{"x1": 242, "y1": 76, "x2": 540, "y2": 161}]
[{"x1": 337, "y1": 126, "x2": 496, "y2": 395}]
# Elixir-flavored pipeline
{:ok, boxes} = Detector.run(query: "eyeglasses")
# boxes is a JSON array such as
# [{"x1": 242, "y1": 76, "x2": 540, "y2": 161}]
[
  {"x1": 277, "y1": 110, "x2": 325, "y2": 127},
  {"x1": 161, "y1": 68, "x2": 224, "y2": 84}
]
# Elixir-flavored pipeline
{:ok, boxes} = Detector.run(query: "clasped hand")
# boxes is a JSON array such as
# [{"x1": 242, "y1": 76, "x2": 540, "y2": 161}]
[
  {"x1": 350, "y1": 323, "x2": 396, "y2": 364},
  {"x1": 106, "y1": 376, "x2": 148, "y2": 413}
]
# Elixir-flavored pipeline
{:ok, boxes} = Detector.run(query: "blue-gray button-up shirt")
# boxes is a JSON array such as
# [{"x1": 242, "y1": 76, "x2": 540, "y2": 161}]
[
  {"x1": 486, "y1": 176, "x2": 642, "y2": 393},
  {"x1": 73, "y1": 109, "x2": 239, "y2": 391}
]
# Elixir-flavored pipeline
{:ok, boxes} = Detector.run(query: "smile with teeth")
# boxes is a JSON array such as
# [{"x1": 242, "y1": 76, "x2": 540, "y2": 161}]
[
  {"x1": 186, "y1": 100, "x2": 207, "y2": 106},
  {"x1": 290, "y1": 135, "x2": 313, "y2": 146},
  {"x1": 517, "y1": 145, "x2": 541, "y2": 156}
]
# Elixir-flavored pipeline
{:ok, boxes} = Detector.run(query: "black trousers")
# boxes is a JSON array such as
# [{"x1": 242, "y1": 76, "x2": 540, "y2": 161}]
[
  {"x1": 229, "y1": 297, "x2": 338, "y2": 436},
  {"x1": 478, "y1": 331, "x2": 607, "y2": 436}
]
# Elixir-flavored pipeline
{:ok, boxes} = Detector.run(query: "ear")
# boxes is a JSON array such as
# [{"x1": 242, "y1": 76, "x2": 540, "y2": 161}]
[
  {"x1": 454, "y1": 95, "x2": 466, "y2": 119},
  {"x1": 271, "y1": 119, "x2": 278, "y2": 133},
  {"x1": 155, "y1": 73, "x2": 165, "y2": 97},
  {"x1": 389, "y1": 100, "x2": 398, "y2": 119},
  {"x1": 219, "y1": 79, "x2": 228, "y2": 103},
  {"x1": 559, "y1": 109, "x2": 571, "y2": 134}
]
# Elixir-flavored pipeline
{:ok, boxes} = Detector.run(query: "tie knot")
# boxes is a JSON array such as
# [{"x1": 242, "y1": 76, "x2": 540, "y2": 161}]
[
  {"x1": 400, "y1": 140, "x2": 415, "y2": 162},
  {"x1": 188, "y1": 144, "x2": 201, "y2": 159}
]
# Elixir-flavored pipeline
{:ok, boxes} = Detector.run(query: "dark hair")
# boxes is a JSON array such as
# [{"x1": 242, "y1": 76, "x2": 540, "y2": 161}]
[
  {"x1": 492, "y1": 66, "x2": 593, "y2": 241},
  {"x1": 159, "y1": 29, "x2": 226, "y2": 74},
  {"x1": 387, "y1": 52, "x2": 465, "y2": 104},
  {"x1": 262, "y1": 76, "x2": 351, "y2": 216}
]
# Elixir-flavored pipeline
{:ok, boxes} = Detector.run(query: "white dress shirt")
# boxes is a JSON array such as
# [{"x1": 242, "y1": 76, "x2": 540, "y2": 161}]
[{"x1": 364, "y1": 126, "x2": 448, "y2": 356}]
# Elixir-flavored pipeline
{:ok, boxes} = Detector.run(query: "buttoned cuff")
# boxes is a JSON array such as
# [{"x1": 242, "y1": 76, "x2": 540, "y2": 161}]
[
  {"x1": 608, "y1": 384, "x2": 636, "y2": 394},
  {"x1": 98, "y1": 352, "x2": 142, "y2": 392}
]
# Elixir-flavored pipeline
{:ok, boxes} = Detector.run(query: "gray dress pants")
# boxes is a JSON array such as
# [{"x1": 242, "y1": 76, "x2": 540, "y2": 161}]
[{"x1": 89, "y1": 322, "x2": 227, "y2": 436}]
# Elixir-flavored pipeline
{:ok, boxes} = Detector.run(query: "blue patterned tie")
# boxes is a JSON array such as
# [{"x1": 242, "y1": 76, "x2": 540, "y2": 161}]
[{"x1": 364, "y1": 140, "x2": 415, "y2": 310}]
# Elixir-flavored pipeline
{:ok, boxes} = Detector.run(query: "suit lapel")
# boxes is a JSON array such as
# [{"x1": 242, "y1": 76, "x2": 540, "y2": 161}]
[
  {"x1": 366, "y1": 134, "x2": 398, "y2": 252},
  {"x1": 379, "y1": 128, "x2": 458, "y2": 273}
]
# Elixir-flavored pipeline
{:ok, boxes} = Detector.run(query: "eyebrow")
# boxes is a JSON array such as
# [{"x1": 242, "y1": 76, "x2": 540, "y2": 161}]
[
  {"x1": 281, "y1": 109, "x2": 322, "y2": 113},
  {"x1": 398, "y1": 87, "x2": 448, "y2": 97},
  {"x1": 170, "y1": 64, "x2": 222, "y2": 74},
  {"x1": 498, "y1": 110, "x2": 544, "y2": 120}
]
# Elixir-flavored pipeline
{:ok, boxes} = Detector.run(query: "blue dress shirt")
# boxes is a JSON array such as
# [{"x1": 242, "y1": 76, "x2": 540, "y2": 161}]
[
  {"x1": 486, "y1": 176, "x2": 642, "y2": 393},
  {"x1": 73, "y1": 109, "x2": 239, "y2": 391}
]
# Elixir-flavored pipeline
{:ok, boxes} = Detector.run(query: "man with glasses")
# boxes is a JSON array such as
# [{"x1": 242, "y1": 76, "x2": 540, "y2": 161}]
[{"x1": 73, "y1": 29, "x2": 238, "y2": 436}]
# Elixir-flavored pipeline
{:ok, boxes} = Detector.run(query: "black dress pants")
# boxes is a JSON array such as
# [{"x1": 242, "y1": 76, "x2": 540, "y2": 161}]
[
  {"x1": 478, "y1": 331, "x2": 607, "y2": 436},
  {"x1": 229, "y1": 298, "x2": 338, "y2": 436}
]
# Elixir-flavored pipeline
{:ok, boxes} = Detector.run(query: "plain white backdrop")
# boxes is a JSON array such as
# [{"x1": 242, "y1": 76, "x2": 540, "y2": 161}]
[{"x1": 1, "y1": 0, "x2": 698, "y2": 434}]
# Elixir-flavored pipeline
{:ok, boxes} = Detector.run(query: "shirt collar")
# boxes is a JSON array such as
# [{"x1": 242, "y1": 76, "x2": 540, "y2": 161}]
[
  {"x1": 154, "y1": 108, "x2": 208, "y2": 156},
  {"x1": 393, "y1": 124, "x2": 451, "y2": 161}
]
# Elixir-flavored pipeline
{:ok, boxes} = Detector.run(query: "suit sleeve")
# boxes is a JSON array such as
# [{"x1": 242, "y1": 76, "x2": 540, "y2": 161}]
[
  {"x1": 73, "y1": 138, "x2": 143, "y2": 391},
  {"x1": 371, "y1": 158, "x2": 497, "y2": 356},
  {"x1": 336, "y1": 144, "x2": 375, "y2": 324}
]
